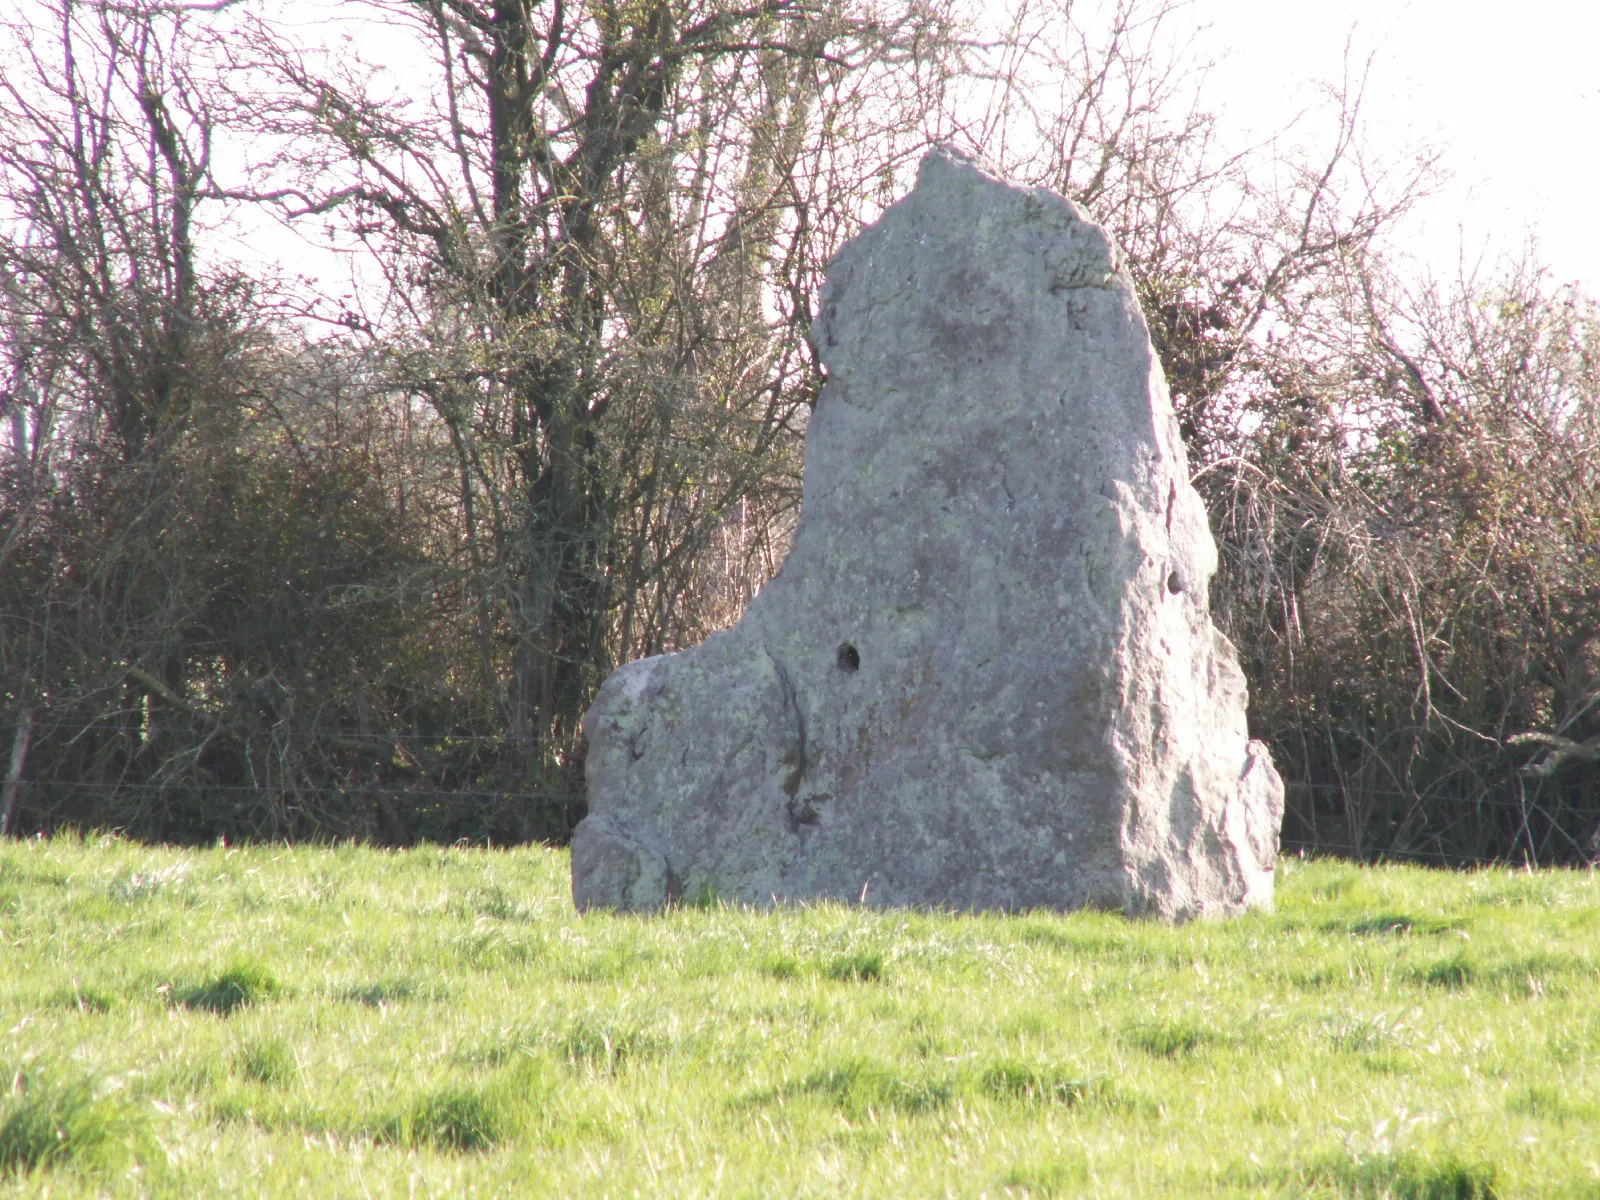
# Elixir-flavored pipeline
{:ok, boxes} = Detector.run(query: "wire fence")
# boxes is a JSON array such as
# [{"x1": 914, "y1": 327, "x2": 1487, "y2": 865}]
[
  {"x1": 8, "y1": 778, "x2": 564, "y2": 802},
  {"x1": 1280, "y1": 776, "x2": 1600, "y2": 869},
  {"x1": 1, "y1": 710, "x2": 580, "y2": 843},
  {"x1": 4, "y1": 717, "x2": 1598, "y2": 864},
  {"x1": 12, "y1": 719, "x2": 519, "y2": 743},
  {"x1": 1285, "y1": 779, "x2": 1580, "y2": 810},
  {"x1": 1280, "y1": 840, "x2": 1530, "y2": 869},
  {"x1": 3, "y1": 775, "x2": 576, "y2": 847}
]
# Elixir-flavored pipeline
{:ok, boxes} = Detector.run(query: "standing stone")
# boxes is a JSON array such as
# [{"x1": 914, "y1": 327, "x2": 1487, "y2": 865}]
[{"x1": 573, "y1": 147, "x2": 1283, "y2": 919}]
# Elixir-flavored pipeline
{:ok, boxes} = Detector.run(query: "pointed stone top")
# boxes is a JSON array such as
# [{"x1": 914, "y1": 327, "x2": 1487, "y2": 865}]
[{"x1": 574, "y1": 148, "x2": 1283, "y2": 918}]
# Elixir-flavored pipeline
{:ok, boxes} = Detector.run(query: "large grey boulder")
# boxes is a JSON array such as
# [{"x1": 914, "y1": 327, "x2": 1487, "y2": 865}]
[{"x1": 573, "y1": 147, "x2": 1283, "y2": 919}]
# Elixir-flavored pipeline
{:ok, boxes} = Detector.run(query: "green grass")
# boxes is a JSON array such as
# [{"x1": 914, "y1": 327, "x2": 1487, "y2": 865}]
[
  {"x1": 0, "y1": 838, "x2": 1597, "y2": 1196},
  {"x1": 0, "y1": 1071, "x2": 146, "y2": 1178}
]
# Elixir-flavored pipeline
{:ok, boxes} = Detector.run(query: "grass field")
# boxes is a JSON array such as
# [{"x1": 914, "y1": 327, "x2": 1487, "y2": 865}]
[{"x1": 0, "y1": 836, "x2": 1596, "y2": 1198}]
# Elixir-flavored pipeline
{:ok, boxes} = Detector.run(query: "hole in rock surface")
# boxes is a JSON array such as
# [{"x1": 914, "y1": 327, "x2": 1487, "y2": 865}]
[
  {"x1": 837, "y1": 643, "x2": 861, "y2": 672},
  {"x1": 1166, "y1": 571, "x2": 1183, "y2": 594}
]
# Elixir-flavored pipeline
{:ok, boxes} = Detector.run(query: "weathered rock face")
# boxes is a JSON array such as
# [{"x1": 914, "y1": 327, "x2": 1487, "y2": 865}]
[{"x1": 573, "y1": 147, "x2": 1283, "y2": 919}]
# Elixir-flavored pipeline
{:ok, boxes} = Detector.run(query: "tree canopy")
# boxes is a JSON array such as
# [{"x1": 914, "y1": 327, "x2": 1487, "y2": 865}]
[{"x1": 2, "y1": 0, "x2": 1596, "y2": 864}]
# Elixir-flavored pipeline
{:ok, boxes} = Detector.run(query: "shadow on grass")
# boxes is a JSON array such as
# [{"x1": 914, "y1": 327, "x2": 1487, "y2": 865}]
[
  {"x1": 1405, "y1": 951, "x2": 1592, "y2": 993},
  {"x1": 741, "y1": 1058, "x2": 954, "y2": 1117},
  {"x1": 1286, "y1": 1148, "x2": 1500, "y2": 1199},
  {"x1": 210, "y1": 1057, "x2": 559, "y2": 1156},
  {"x1": 340, "y1": 978, "x2": 419, "y2": 1007},
  {"x1": 823, "y1": 951, "x2": 884, "y2": 982},
  {"x1": 1505, "y1": 1084, "x2": 1599, "y2": 1124},
  {"x1": 1334, "y1": 913, "x2": 1464, "y2": 937},
  {"x1": 453, "y1": 884, "x2": 538, "y2": 923},
  {"x1": 46, "y1": 983, "x2": 116, "y2": 1014},
  {"x1": 1123, "y1": 1019, "x2": 1227, "y2": 1058},
  {"x1": 210, "y1": 1083, "x2": 520, "y2": 1155},
  {"x1": 558, "y1": 1016, "x2": 669, "y2": 1074},
  {"x1": 799, "y1": 1060, "x2": 952, "y2": 1114},
  {"x1": 979, "y1": 1061, "x2": 1107, "y2": 1108},
  {"x1": 458, "y1": 928, "x2": 548, "y2": 971},
  {"x1": 1013, "y1": 920, "x2": 1176, "y2": 963},
  {"x1": 378, "y1": 1088, "x2": 507, "y2": 1153},
  {"x1": 760, "y1": 951, "x2": 886, "y2": 983},
  {"x1": 179, "y1": 960, "x2": 281, "y2": 1015},
  {"x1": 475, "y1": 1014, "x2": 670, "y2": 1075},
  {"x1": 746, "y1": 1055, "x2": 1150, "y2": 1123},
  {"x1": 0, "y1": 1072, "x2": 145, "y2": 1178},
  {"x1": 998, "y1": 1158, "x2": 1090, "y2": 1197},
  {"x1": 562, "y1": 944, "x2": 650, "y2": 982},
  {"x1": 1323, "y1": 1011, "x2": 1418, "y2": 1056},
  {"x1": 236, "y1": 1037, "x2": 298, "y2": 1086}
]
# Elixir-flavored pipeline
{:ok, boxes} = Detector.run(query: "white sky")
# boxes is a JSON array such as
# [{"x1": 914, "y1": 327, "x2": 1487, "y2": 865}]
[
  {"x1": 206, "y1": 0, "x2": 1600, "y2": 303},
  {"x1": 1192, "y1": 0, "x2": 1600, "y2": 290}
]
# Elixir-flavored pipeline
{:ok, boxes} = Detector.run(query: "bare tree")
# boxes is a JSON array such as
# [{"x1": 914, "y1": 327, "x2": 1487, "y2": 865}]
[
  {"x1": 218, "y1": 0, "x2": 962, "y2": 793},
  {"x1": 0, "y1": 1, "x2": 481, "y2": 842},
  {"x1": 942, "y1": 5, "x2": 1600, "y2": 862},
  {"x1": 1206, "y1": 241, "x2": 1600, "y2": 863},
  {"x1": 0, "y1": 0, "x2": 223, "y2": 828},
  {"x1": 6, "y1": 0, "x2": 1587, "y2": 862}
]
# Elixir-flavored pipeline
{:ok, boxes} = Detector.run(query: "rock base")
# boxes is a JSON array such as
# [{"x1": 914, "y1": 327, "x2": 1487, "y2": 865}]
[{"x1": 573, "y1": 148, "x2": 1283, "y2": 918}]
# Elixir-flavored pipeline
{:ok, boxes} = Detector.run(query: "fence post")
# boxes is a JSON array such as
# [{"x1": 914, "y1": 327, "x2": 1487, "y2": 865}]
[{"x1": 1, "y1": 709, "x2": 34, "y2": 837}]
